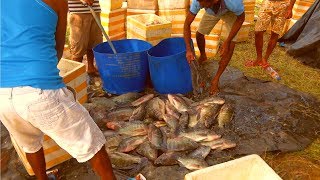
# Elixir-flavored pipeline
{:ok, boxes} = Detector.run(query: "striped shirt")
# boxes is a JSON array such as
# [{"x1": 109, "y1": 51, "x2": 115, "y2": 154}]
[{"x1": 68, "y1": 0, "x2": 101, "y2": 13}]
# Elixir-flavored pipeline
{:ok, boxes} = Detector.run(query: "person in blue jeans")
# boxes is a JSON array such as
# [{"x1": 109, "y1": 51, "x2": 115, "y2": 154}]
[
  {"x1": 184, "y1": 0, "x2": 245, "y2": 95},
  {"x1": 0, "y1": 0, "x2": 115, "y2": 179}
]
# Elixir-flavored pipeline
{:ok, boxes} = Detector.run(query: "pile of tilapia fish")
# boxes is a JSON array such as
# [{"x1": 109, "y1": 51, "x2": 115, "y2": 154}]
[{"x1": 87, "y1": 93, "x2": 236, "y2": 171}]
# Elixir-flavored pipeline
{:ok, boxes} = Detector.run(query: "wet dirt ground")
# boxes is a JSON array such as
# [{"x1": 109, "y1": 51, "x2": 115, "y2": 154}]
[{"x1": 1, "y1": 61, "x2": 319, "y2": 180}]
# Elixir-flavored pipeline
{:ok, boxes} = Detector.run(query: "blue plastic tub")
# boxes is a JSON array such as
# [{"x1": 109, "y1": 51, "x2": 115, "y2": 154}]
[
  {"x1": 93, "y1": 39, "x2": 152, "y2": 94},
  {"x1": 147, "y1": 37, "x2": 192, "y2": 94}
]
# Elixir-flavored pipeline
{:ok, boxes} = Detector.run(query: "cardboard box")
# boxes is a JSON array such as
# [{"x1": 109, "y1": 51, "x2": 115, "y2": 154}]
[
  {"x1": 99, "y1": 0, "x2": 123, "y2": 11},
  {"x1": 185, "y1": 154, "x2": 282, "y2": 180},
  {"x1": 127, "y1": 14, "x2": 171, "y2": 45},
  {"x1": 12, "y1": 59, "x2": 88, "y2": 175},
  {"x1": 158, "y1": 0, "x2": 189, "y2": 10},
  {"x1": 159, "y1": 9, "x2": 187, "y2": 34},
  {"x1": 100, "y1": 8, "x2": 126, "y2": 37}
]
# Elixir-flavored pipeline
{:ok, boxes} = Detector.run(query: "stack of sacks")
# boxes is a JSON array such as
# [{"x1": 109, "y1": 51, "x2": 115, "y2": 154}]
[
  {"x1": 189, "y1": 0, "x2": 221, "y2": 58},
  {"x1": 158, "y1": 0, "x2": 189, "y2": 35},
  {"x1": 127, "y1": 14, "x2": 172, "y2": 45},
  {"x1": 100, "y1": 0, "x2": 126, "y2": 40},
  {"x1": 126, "y1": 0, "x2": 158, "y2": 16}
]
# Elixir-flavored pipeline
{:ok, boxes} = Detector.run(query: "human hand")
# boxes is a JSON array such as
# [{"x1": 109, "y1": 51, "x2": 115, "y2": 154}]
[
  {"x1": 80, "y1": 0, "x2": 94, "y2": 6},
  {"x1": 219, "y1": 41, "x2": 230, "y2": 59},
  {"x1": 186, "y1": 50, "x2": 195, "y2": 64},
  {"x1": 285, "y1": 8, "x2": 293, "y2": 19}
]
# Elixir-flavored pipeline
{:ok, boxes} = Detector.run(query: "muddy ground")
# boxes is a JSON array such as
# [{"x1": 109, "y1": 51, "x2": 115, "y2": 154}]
[{"x1": 1, "y1": 61, "x2": 319, "y2": 180}]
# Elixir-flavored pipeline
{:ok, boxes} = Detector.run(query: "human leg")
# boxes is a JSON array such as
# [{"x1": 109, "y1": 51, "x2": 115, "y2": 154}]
[
  {"x1": 0, "y1": 87, "x2": 47, "y2": 179},
  {"x1": 263, "y1": 31, "x2": 279, "y2": 65},
  {"x1": 210, "y1": 41, "x2": 236, "y2": 95},
  {"x1": 26, "y1": 87, "x2": 115, "y2": 179},
  {"x1": 197, "y1": 12, "x2": 219, "y2": 63},
  {"x1": 89, "y1": 146, "x2": 116, "y2": 180}
]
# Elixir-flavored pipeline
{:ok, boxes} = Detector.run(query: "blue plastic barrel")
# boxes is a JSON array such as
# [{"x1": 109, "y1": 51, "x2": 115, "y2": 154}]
[
  {"x1": 147, "y1": 37, "x2": 192, "y2": 94},
  {"x1": 93, "y1": 39, "x2": 152, "y2": 95}
]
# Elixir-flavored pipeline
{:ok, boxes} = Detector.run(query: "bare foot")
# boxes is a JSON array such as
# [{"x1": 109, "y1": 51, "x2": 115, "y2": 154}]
[{"x1": 244, "y1": 59, "x2": 263, "y2": 67}]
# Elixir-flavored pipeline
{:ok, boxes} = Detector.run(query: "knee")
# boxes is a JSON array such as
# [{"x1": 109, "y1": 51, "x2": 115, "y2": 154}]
[{"x1": 255, "y1": 31, "x2": 264, "y2": 36}]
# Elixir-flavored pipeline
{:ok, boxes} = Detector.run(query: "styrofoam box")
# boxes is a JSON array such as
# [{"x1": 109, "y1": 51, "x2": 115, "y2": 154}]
[
  {"x1": 99, "y1": 0, "x2": 123, "y2": 11},
  {"x1": 159, "y1": 9, "x2": 187, "y2": 34},
  {"x1": 185, "y1": 154, "x2": 282, "y2": 180},
  {"x1": 12, "y1": 58, "x2": 88, "y2": 175},
  {"x1": 100, "y1": 8, "x2": 126, "y2": 37},
  {"x1": 158, "y1": 0, "x2": 189, "y2": 10},
  {"x1": 127, "y1": 14, "x2": 172, "y2": 45}
]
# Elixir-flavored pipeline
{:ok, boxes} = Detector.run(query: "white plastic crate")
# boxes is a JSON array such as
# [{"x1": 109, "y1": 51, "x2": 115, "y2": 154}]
[{"x1": 185, "y1": 154, "x2": 282, "y2": 180}]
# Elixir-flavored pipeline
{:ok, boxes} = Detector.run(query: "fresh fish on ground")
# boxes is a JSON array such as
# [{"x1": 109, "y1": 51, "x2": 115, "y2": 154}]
[
  {"x1": 217, "y1": 139, "x2": 237, "y2": 150},
  {"x1": 105, "y1": 135, "x2": 123, "y2": 149},
  {"x1": 117, "y1": 135, "x2": 147, "y2": 152},
  {"x1": 143, "y1": 118, "x2": 154, "y2": 125},
  {"x1": 163, "y1": 114, "x2": 179, "y2": 133},
  {"x1": 109, "y1": 152, "x2": 142, "y2": 169},
  {"x1": 103, "y1": 107, "x2": 134, "y2": 122},
  {"x1": 106, "y1": 121, "x2": 126, "y2": 130},
  {"x1": 191, "y1": 96, "x2": 225, "y2": 107},
  {"x1": 167, "y1": 137, "x2": 199, "y2": 152},
  {"x1": 131, "y1": 94, "x2": 154, "y2": 107},
  {"x1": 148, "y1": 124, "x2": 163, "y2": 149},
  {"x1": 217, "y1": 104, "x2": 234, "y2": 128},
  {"x1": 179, "y1": 112, "x2": 189, "y2": 131},
  {"x1": 154, "y1": 152, "x2": 182, "y2": 166},
  {"x1": 103, "y1": 130, "x2": 118, "y2": 137},
  {"x1": 177, "y1": 157, "x2": 208, "y2": 170},
  {"x1": 136, "y1": 141, "x2": 158, "y2": 161},
  {"x1": 129, "y1": 104, "x2": 146, "y2": 121},
  {"x1": 179, "y1": 130, "x2": 220, "y2": 142},
  {"x1": 188, "y1": 111, "x2": 199, "y2": 128},
  {"x1": 200, "y1": 139, "x2": 224, "y2": 150},
  {"x1": 118, "y1": 121, "x2": 148, "y2": 136},
  {"x1": 168, "y1": 94, "x2": 189, "y2": 112},
  {"x1": 188, "y1": 146, "x2": 211, "y2": 159},
  {"x1": 145, "y1": 97, "x2": 165, "y2": 120},
  {"x1": 197, "y1": 104, "x2": 221, "y2": 128},
  {"x1": 165, "y1": 100, "x2": 181, "y2": 119},
  {"x1": 111, "y1": 92, "x2": 141, "y2": 105},
  {"x1": 153, "y1": 121, "x2": 167, "y2": 128},
  {"x1": 90, "y1": 97, "x2": 117, "y2": 109}
]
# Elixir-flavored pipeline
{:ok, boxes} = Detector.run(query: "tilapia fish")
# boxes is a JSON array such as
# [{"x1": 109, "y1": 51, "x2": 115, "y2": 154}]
[
  {"x1": 167, "y1": 137, "x2": 199, "y2": 152},
  {"x1": 136, "y1": 141, "x2": 158, "y2": 161},
  {"x1": 112, "y1": 92, "x2": 141, "y2": 105},
  {"x1": 104, "y1": 107, "x2": 134, "y2": 122},
  {"x1": 217, "y1": 104, "x2": 234, "y2": 128},
  {"x1": 118, "y1": 121, "x2": 148, "y2": 136},
  {"x1": 148, "y1": 124, "x2": 163, "y2": 149},
  {"x1": 146, "y1": 97, "x2": 165, "y2": 120},
  {"x1": 165, "y1": 100, "x2": 181, "y2": 119},
  {"x1": 105, "y1": 134, "x2": 123, "y2": 149},
  {"x1": 163, "y1": 114, "x2": 179, "y2": 133},
  {"x1": 117, "y1": 135, "x2": 147, "y2": 152},
  {"x1": 188, "y1": 146, "x2": 211, "y2": 159},
  {"x1": 131, "y1": 94, "x2": 154, "y2": 106},
  {"x1": 167, "y1": 94, "x2": 189, "y2": 112},
  {"x1": 109, "y1": 152, "x2": 142, "y2": 169},
  {"x1": 200, "y1": 138, "x2": 236, "y2": 150},
  {"x1": 197, "y1": 104, "x2": 221, "y2": 128},
  {"x1": 179, "y1": 112, "x2": 189, "y2": 130},
  {"x1": 154, "y1": 152, "x2": 182, "y2": 166},
  {"x1": 129, "y1": 104, "x2": 146, "y2": 121},
  {"x1": 177, "y1": 157, "x2": 208, "y2": 170},
  {"x1": 191, "y1": 96, "x2": 225, "y2": 107},
  {"x1": 179, "y1": 130, "x2": 221, "y2": 142},
  {"x1": 90, "y1": 97, "x2": 117, "y2": 109},
  {"x1": 106, "y1": 121, "x2": 126, "y2": 130}
]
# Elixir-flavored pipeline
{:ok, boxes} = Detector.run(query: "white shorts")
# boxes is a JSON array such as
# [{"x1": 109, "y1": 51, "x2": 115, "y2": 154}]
[{"x1": 0, "y1": 86, "x2": 106, "y2": 162}]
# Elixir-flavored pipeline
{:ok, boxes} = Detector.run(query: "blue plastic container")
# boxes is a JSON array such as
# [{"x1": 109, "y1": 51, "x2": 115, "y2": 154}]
[
  {"x1": 147, "y1": 37, "x2": 192, "y2": 94},
  {"x1": 93, "y1": 39, "x2": 152, "y2": 94}
]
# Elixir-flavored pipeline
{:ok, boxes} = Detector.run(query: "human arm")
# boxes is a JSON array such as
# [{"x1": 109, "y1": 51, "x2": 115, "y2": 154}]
[
  {"x1": 184, "y1": 11, "x2": 197, "y2": 63},
  {"x1": 219, "y1": 12, "x2": 245, "y2": 58},
  {"x1": 55, "y1": 0, "x2": 68, "y2": 61},
  {"x1": 285, "y1": 0, "x2": 296, "y2": 19}
]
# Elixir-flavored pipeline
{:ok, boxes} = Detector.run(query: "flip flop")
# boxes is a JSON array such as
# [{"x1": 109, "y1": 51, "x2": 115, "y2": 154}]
[{"x1": 244, "y1": 60, "x2": 262, "y2": 67}]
